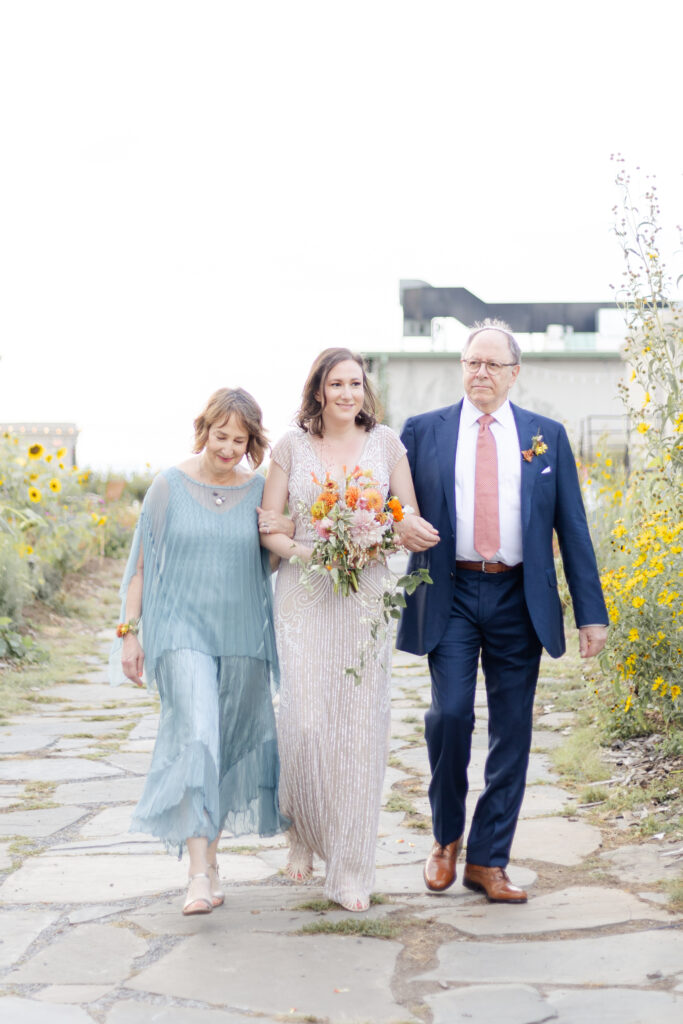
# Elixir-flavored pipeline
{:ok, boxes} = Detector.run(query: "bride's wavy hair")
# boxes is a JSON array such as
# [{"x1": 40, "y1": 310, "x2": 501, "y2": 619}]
[
  {"x1": 296, "y1": 348, "x2": 379, "y2": 438},
  {"x1": 193, "y1": 387, "x2": 269, "y2": 468}
]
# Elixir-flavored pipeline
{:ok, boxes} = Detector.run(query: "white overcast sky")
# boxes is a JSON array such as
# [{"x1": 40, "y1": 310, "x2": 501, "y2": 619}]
[{"x1": 1, "y1": 0, "x2": 681, "y2": 471}]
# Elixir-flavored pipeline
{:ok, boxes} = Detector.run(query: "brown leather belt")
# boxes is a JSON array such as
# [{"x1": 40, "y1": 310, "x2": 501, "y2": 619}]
[{"x1": 456, "y1": 560, "x2": 521, "y2": 574}]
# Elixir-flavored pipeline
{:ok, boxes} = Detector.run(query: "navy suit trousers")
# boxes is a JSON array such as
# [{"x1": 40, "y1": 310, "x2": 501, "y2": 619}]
[{"x1": 425, "y1": 565, "x2": 542, "y2": 866}]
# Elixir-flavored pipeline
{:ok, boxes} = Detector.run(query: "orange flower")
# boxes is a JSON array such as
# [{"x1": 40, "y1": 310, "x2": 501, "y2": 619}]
[
  {"x1": 345, "y1": 485, "x2": 360, "y2": 508},
  {"x1": 387, "y1": 497, "x2": 403, "y2": 522},
  {"x1": 363, "y1": 489, "x2": 383, "y2": 511},
  {"x1": 320, "y1": 489, "x2": 339, "y2": 510}
]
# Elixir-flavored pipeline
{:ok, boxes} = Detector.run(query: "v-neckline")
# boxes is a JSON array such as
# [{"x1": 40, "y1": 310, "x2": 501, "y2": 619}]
[{"x1": 305, "y1": 428, "x2": 373, "y2": 481}]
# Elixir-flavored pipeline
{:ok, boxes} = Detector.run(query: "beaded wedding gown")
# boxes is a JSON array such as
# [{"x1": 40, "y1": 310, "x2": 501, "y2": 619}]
[{"x1": 271, "y1": 424, "x2": 406, "y2": 908}]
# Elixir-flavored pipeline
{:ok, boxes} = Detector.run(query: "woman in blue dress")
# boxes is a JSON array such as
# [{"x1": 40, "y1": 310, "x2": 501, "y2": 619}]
[{"x1": 112, "y1": 388, "x2": 290, "y2": 915}]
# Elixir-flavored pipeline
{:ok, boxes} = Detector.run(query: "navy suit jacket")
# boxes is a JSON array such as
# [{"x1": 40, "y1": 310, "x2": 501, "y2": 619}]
[{"x1": 396, "y1": 400, "x2": 608, "y2": 659}]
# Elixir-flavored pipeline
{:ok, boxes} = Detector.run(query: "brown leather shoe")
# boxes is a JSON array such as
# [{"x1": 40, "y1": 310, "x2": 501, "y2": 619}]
[
  {"x1": 423, "y1": 837, "x2": 463, "y2": 892},
  {"x1": 462, "y1": 863, "x2": 528, "y2": 903}
]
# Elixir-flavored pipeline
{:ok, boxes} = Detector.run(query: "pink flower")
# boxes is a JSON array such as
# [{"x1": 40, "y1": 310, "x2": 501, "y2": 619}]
[
  {"x1": 314, "y1": 517, "x2": 333, "y2": 539},
  {"x1": 349, "y1": 508, "x2": 386, "y2": 549}
]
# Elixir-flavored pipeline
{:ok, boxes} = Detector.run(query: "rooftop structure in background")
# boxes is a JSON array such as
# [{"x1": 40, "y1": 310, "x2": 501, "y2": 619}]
[
  {"x1": 400, "y1": 281, "x2": 619, "y2": 337},
  {"x1": 0, "y1": 422, "x2": 79, "y2": 466},
  {"x1": 363, "y1": 282, "x2": 630, "y2": 463}
]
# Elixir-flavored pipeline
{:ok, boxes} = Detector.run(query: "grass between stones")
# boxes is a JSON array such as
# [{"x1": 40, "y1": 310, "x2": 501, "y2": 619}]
[
  {"x1": 299, "y1": 918, "x2": 399, "y2": 939},
  {"x1": 293, "y1": 894, "x2": 389, "y2": 912},
  {"x1": 0, "y1": 558, "x2": 122, "y2": 722}
]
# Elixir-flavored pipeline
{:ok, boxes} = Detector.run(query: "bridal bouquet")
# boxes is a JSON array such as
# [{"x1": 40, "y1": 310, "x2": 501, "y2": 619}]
[{"x1": 294, "y1": 466, "x2": 432, "y2": 681}]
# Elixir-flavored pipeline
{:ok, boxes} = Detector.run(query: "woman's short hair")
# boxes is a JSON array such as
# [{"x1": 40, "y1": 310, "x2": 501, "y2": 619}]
[
  {"x1": 296, "y1": 348, "x2": 379, "y2": 437},
  {"x1": 193, "y1": 387, "x2": 268, "y2": 468}
]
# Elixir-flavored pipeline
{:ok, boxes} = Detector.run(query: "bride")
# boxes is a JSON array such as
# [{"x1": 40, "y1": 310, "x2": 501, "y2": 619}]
[{"x1": 257, "y1": 347, "x2": 438, "y2": 911}]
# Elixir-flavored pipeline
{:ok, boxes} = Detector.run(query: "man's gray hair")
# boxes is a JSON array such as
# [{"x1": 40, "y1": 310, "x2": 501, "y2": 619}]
[{"x1": 463, "y1": 318, "x2": 521, "y2": 364}]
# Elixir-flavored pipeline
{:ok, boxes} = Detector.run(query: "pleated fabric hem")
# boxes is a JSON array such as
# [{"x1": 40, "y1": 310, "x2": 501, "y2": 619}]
[{"x1": 130, "y1": 738, "x2": 289, "y2": 858}]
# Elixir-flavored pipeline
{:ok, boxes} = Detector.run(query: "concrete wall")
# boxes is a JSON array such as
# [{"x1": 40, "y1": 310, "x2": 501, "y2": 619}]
[{"x1": 363, "y1": 350, "x2": 627, "y2": 449}]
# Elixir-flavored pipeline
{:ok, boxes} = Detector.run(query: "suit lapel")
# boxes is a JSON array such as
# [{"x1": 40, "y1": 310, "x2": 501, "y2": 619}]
[
  {"x1": 435, "y1": 401, "x2": 462, "y2": 530},
  {"x1": 511, "y1": 403, "x2": 543, "y2": 534}
]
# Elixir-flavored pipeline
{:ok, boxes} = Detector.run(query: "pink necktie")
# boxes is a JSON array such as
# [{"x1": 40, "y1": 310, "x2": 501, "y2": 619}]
[{"x1": 474, "y1": 414, "x2": 500, "y2": 561}]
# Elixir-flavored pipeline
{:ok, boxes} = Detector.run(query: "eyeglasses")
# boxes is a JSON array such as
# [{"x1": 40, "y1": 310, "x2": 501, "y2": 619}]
[{"x1": 461, "y1": 359, "x2": 518, "y2": 375}]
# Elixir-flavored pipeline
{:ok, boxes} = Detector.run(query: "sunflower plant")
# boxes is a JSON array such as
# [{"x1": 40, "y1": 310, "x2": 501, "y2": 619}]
[{"x1": 588, "y1": 161, "x2": 683, "y2": 736}]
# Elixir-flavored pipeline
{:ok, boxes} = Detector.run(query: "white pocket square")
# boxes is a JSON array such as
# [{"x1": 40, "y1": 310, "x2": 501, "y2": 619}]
[{"x1": 541, "y1": 466, "x2": 552, "y2": 475}]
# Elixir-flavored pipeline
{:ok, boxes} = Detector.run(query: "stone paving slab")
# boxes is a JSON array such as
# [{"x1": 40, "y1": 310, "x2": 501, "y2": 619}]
[
  {"x1": 417, "y1": 929, "x2": 683, "y2": 987},
  {"x1": 106, "y1": 1003, "x2": 285, "y2": 1024},
  {"x1": 0, "y1": 908, "x2": 58, "y2": 968},
  {"x1": 511, "y1": 816, "x2": 602, "y2": 865},
  {"x1": 546, "y1": 987, "x2": 683, "y2": 1024},
  {"x1": 518, "y1": 784, "x2": 573, "y2": 817},
  {"x1": 0, "y1": 758, "x2": 121, "y2": 782},
  {"x1": 422, "y1": 885, "x2": 676, "y2": 936},
  {"x1": 426, "y1": 984, "x2": 683, "y2": 1024},
  {"x1": 529, "y1": 728, "x2": 565, "y2": 751},
  {"x1": 100, "y1": 752, "x2": 152, "y2": 774},
  {"x1": 535, "y1": 711, "x2": 575, "y2": 729},
  {"x1": 425, "y1": 983, "x2": 553, "y2": 1024},
  {"x1": 53, "y1": 776, "x2": 145, "y2": 805},
  {"x1": 127, "y1": 929, "x2": 416, "y2": 1022},
  {"x1": 0, "y1": 805, "x2": 88, "y2": 839},
  {"x1": 126, "y1": 886, "x2": 395, "y2": 937},
  {"x1": 600, "y1": 841, "x2": 681, "y2": 885},
  {"x1": 7, "y1": 922, "x2": 149, "y2": 984},
  {"x1": 1, "y1": 851, "x2": 275, "y2": 903},
  {"x1": 38, "y1": 683, "x2": 150, "y2": 705},
  {"x1": 0, "y1": 998, "x2": 93, "y2": 1023},
  {"x1": 34, "y1": 985, "x2": 114, "y2": 1004}
]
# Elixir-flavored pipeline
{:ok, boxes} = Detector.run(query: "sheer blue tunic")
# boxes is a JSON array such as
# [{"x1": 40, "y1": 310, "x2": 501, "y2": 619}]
[{"x1": 110, "y1": 468, "x2": 287, "y2": 853}]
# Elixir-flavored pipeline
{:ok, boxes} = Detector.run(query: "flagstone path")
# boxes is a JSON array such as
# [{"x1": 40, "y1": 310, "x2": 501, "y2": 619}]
[{"x1": 1, "y1": 639, "x2": 681, "y2": 1024}]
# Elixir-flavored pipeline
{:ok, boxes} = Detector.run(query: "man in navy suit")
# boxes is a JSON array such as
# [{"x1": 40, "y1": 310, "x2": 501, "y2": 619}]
[{"x1": 396, "y1": 319, "x2": 608, "y2": 903}]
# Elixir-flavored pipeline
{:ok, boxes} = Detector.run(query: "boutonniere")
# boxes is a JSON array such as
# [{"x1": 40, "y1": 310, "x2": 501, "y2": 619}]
[{"x1": 521, "y1": 433, "x2": 549, "y2": 462}]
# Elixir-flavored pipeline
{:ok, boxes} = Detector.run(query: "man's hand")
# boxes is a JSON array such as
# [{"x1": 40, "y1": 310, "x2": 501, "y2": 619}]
[
  {"x1": 395, "y1": 514, "x2": 440, "y2": 553},
  {"x1": 579, "y1": 624, "x2": 608, "y2": 659}
]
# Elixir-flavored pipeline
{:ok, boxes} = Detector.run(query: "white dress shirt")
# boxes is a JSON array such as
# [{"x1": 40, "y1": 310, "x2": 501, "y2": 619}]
[{"x1": 455, "y1": 396, "x2": 523, "y2": 565}]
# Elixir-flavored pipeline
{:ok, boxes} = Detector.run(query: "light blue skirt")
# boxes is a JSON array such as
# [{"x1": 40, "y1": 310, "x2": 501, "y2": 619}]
[{"x1": 131, "y1": 648, "x2": 288, "y2": 856}]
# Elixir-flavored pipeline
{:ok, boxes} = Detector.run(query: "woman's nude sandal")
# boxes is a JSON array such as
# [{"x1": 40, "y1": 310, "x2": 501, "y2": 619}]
[
  {"x1": 182, "y1": 873, "x2": 213, "y2": 915},
  {"x1": 285, "y1": 860, "x2": 314, "y2": 882},
  {"x1": 337, "y1": 894, "x2": 370, "y2": 913},
  {"x1": 285, "y1": 837, "x2": 313, "y2": 881},
  {"x1": 207, "y1": 863, "x2": 225, "y2": 908}
]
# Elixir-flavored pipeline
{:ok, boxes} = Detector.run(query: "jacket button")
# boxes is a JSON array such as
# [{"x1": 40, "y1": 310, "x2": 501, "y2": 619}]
[{"x1": 450, "y1": 571, "x2": 455, "y2": 579}]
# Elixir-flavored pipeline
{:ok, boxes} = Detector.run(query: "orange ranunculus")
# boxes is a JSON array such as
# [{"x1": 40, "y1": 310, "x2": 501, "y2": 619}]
[
  {"x1": 363, "y1": 488, "x2": 383, "y2": 511},
  {"x1": 387, "y1": 497, "x2": 403, "y2": 522},
  {"x1": 320, "y1": 489, "x2": 339, "y2": 509},
  {"x1": 345, "y1": 485, "x2": 360, "y2": 508}
]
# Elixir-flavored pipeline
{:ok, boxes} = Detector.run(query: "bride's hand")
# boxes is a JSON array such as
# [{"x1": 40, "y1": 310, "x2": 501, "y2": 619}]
[
  {"x1": 394, "y1": 514, "x2": 440, "y2": 552},
  {"x1": 257, "y1": 507, "x2": 295, "y2": 538}
]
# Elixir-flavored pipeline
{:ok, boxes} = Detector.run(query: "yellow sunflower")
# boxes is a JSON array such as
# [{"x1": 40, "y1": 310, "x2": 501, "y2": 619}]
[
  {"x1": 28, "y1": 486, "x2": 42, "y2": 503},
  {"x1": 28, "y1": 443, "x2": 44, "y2": 460},
  {"x1": 49, "y1": 478, "x2": 62, "y2": 493},
  {"x1": 56, "y1": 446, "x2": 67, "y2": 458}
]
